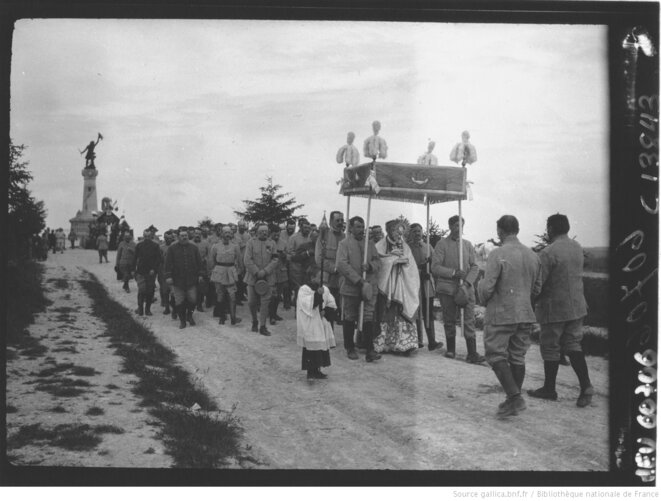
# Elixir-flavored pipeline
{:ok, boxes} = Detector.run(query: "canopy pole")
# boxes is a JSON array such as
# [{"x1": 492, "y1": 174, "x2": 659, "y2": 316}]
[
  {"x1": 458, "y1": 198, "x2": 464, "y2": 338},
  {"x1": 346, "y1": 195, "x2": 351, "y2": 237},
  {"x1": 357, "y1": 190, "x2": 373, "y2": 334},
  {"x1": 425, "y1": 195, "x2": 431, "y2": 330}
]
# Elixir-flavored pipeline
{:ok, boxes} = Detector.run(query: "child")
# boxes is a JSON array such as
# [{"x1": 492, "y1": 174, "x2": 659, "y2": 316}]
[{"x1": 296, "y1": 275, "x2": 337, "y2": 379}]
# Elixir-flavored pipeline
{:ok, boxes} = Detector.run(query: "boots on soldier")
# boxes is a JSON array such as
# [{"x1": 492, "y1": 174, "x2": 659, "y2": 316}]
[
  {"x1": 510, "y1": 363, "x2": 525, "y2": 392},
  {"x1": 568, "y1": 351, "x2": 594, "y2": 407},
  {"x1": 492, "y1": 360, "x2": 526, "y2": 418},
  {"x1": 170, "y1": 296, "x2": 177, "y2": 320},
  {"x1": 177, "y1": 305, "x2": 187, "y2": 329},
  {"x1": 217, "y1": 299, "x2": 226, "y2": 325},
  {"x1": 269, "y1": 297, "x2": 278, "y2": 325},
  {"x1": 186, "y1": 302, "x2": 196, "y2": 326},
  {"x1": 343, "y1": 321, "x2": 358, "y2": 360},
  {"x1": 365, "y1": 322, "x2": 382, "y2": 362},
  {"x1": 444, "y1": 335, "x2": 456, "y2": 359},
  {"x1": 230, "y1": 296, "x2": 241, "y2": 325},
  {"x1": 528, "y1": 360, "x2": 559, "y2": 400},
  {"x1": 144, "y1": 293, "x2": 153, "y2": 316},
  {"x1": 465, "y1": 337, "x2": 486, "y2": 364},
  {"x1": 135, "y1": 293, "x2": 144, "y2": 316}
]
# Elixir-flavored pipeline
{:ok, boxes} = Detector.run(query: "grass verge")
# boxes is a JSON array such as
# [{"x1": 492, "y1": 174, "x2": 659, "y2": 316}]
[
  {"x1": 79, "y1": 273, "x2": 244, "y2": 468},
  {"x1": 7, "y1": 423, "x2": 123, "y2": 452},
  {"x1": 7, "y1": 259, "x2": 51, "y2": 354}
]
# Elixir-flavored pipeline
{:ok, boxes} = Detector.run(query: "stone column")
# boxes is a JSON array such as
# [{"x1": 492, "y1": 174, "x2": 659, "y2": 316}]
[
  {"x1": 81, "y1": 167, "x2": 99, "y2": 214},
  {"x1": 69, "y1": 167, "x2": 100, "y2": 247}
]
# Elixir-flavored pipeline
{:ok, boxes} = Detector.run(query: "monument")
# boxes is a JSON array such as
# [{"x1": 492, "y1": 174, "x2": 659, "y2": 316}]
[{"x1": 69, "y1": 133, "x2": 103, "y2": 246}]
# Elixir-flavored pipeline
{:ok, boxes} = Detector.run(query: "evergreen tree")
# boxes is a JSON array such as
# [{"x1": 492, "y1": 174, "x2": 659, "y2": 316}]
[
  {"x1": 8, "y1": 140, "x2": 47, "y2": 260},
  {"x1": 234, "y1": 177, "x2": 304, "y2": 226}
]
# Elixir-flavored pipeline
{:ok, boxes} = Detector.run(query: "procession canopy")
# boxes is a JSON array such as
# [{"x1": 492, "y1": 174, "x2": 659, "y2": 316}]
[{"x1": 339, "y1": 162, "x2": 467, "y2": 204}]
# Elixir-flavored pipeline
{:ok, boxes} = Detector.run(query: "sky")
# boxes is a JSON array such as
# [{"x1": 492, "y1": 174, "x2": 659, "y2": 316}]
[{"x1": 10, "y1": 19, "x2": 609, "y2": 247}]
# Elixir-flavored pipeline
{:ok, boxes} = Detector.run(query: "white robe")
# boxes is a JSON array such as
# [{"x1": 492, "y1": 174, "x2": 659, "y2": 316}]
[
  {"x1": 375, "y1": 238, "x2": 420, "y2": 321},
  {"x1": 296, "y1": 285, "x2": 337, "y2": 351}
]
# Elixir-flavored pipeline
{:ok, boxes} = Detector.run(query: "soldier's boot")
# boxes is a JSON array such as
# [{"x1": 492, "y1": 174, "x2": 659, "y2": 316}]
[
  {"x1": 144, "y1": 293, "x2": 153, "y2": 316},
  {"x1": 170, "y1": 296, "x2": 177, "y2": 320},
  {"x1": 444, "y1": 334, "x2": 456, "y2": 359},
  {"x1": 269, "y1": 297, "x2": 278, "y2": 325},
  {"x1": 465, "y1": 337, "x2": 486, "y2": 364},
  {"x1": 492, "y1": 360, "x2": 526, "y2": 418},
  {"x1": 217, "y1": 299, "x2": 226, "y2": 325},
  {"x1": 177, "y1": 305, "x2": 187, "y2": 329},
  {"x1": 186, "y1": 302, "x2": 196, "y2": 326},
  {"x1": 528, "y1": 361, "x2": 559, "y2": 401},
  {"x1": 229, "y1": 297, "x2": 241, "y2": 325},
  {"x1": 163, "y1": 295, "x2": 171, "y2": 315},
  {"x1": 365, "y1": 322, "x2": 381, "y2": 362},
  {"x1": 568, "y1": 351, "x2": 594, "y2": 407},
  {"x1": 416, "y1": 319, "x2": 425, "y2": 348},
  {"x1": 510, "y1": 363, "x2": 525, "y2": 392},
  {"x1": 135, "y1": 293, "x2": 144, "y2": 316},
  {"x1": 343, "y1": 321, "x2": 358, "y2": 360},
  {"x1": 426, "y1": 320, "x2": 443, "y2": 351}
]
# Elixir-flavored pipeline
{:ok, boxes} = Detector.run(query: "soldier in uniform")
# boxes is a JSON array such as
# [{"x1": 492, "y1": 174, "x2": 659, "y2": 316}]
[
  {"x1": 192, "y1": 228, "x2": 211, "y2": 312},
  {"x1": 209, "y1": 226, "x2": 243, "y2": 325},
  {"x1": 287, "y1": 218, "x2": 312, "y2": 306},
  {"x1": 165, "y1": 229, "x2": 206, "y2": 329},
  {"x1": 233, "y1": 221, "x2": 251, "y2": 304},
  {"x1": 336, "y1": 216, "x2": 381, "y2": 362},
  {"x1": 529, "y1": 214, "x2": 594, "y2": 408},
  {"x1": 133, "y1": 228, "x2": 162, "y2": 316},
  {"x1": 315, "y1": 211, "x2": 346, "y2": 320},
  {"x1": 479, "y1": 215, "x2": 542, "y2": 418},
  {"x1": 408, "y1": 223, "x2": 443, "y2": 351},
  {"x1": 269, "y1": 225, "x2": 289, "y2": 325},
  {"x1": 244, "y1": 223, "x2": 279, "y2": 336}
]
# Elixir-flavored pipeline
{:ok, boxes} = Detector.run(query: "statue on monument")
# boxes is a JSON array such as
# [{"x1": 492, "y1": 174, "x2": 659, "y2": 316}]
[{"x1": 80, "y1": 132, "x2": 104, "y2": 169}]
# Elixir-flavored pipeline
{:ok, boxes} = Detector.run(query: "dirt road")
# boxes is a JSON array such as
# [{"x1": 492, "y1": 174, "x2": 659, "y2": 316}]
[{"x1": 11, "y1": 249, "x2": 610, "y2": 470}]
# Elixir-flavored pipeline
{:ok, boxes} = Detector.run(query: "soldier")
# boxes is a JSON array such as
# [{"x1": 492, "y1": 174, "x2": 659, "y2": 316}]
[
  {"x1": 233, "y1": 221, "x2": 251, "y2": 304},
  {"x1": 336, "y1": 216, "x2": 381, "y2": 362},
  {"x1": 287, "y1": 218, "x2": 312, "y2": 305},
  {"x1": 192, "y1": 228, "x2": 210, "y2": 312},
  {"x1": 408, "y1": 223, "x2": 443, "y2": 351},
  {"x1": 431, "y1": 215, "x2": 485, "y2": 363},
  {"x1": 158, "y1": 231, "x2": 175, "y2": 316},
  {"x1": 209, "y1": 226, "x2": 243, "y2": 325},
  {"x1": 244, "y1": 223, "x2": 279, "y2": 336},
  {"x1": 165, "y1": 229, "x2": 205, "y2": 329},
  {"x1": 315, "y1": 211, "x2": 346, "y2": 319},
  {"x1": 479, "y1": 215, "x2": 542, "y2": 418},
  {"x1": 133, "y1": 228, "x2": 162, "y2": 316},
  {"x1": 269, "y1": 225, "x2": 289, "y2": 325},
  {"x1": 280, "y1": 219, "x2": 297, "y2": 309},
  {"x1": 116, "y1": 232, "x2": 136, "y2": 292},
  {"x1": 529, "y1": 214, "x2": 594, "y2": 408}
]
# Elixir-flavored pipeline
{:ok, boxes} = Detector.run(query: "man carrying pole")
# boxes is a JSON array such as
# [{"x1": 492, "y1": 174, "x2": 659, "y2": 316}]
[
  {"x1": 336, "y1": 216, "x2": 381, "y2": 362},
  {"x1": 408, "y1": 222, "x2": 442, "y2": 351},
  {"x1": 431, "y1": 215, "x2": 485, "y2": 363}
]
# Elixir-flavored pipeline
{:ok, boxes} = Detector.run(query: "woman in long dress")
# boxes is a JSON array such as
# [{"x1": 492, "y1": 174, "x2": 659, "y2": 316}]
[
  {"x1": 373, "y1": 220, "x2": 420, "y2": 354},
  {"x1": 296, "y1": 275, "x2": 337, "y2": 379}
]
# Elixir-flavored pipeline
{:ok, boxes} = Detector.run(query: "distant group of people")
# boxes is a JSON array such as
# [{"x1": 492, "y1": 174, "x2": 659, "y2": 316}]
[
  {"x1": 100, "y1": 210, "x2": 594, "y2": 418},
  {"x1": 33, "y1": 227, "x2": 77, "y2": 260}
]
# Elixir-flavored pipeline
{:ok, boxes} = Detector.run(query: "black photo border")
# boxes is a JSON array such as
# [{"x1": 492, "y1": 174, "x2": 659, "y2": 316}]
[{"x1": 0, "y1": 0, "x2": 658, "y2": 487}]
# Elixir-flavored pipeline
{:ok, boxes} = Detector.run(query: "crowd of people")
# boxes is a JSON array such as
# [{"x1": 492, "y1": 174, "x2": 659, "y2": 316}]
[
  {"x1": 32, "y1": 227, "x2": 77, "y2": 260},
  {"x1": 98, "y1": 210, "x2": 593, "y2": 419}
]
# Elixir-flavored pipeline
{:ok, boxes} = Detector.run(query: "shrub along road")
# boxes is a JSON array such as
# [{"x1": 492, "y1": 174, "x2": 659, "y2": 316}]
[{"x1": 9, "y1": 249, "x2": 610, "y2": 471}]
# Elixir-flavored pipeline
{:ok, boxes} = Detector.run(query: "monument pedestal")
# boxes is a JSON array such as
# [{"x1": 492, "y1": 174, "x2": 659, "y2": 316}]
[{"x1": 69, "y1": 167, "x2": 99, "y2": 246}]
